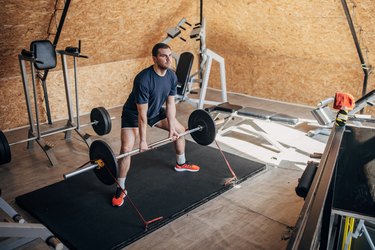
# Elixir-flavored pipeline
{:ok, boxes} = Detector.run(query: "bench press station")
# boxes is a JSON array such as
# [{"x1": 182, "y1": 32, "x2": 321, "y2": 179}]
[
  {"x1": 161, "y1": 17, "x2": 228, "y2": 109},
  {"x1": 204, "y1": 102, "x2": 326, "y2": 167}
]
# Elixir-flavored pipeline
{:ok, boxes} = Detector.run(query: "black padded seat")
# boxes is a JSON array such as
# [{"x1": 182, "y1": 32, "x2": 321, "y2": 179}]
[
  {"x1": 237, "y1": 107, "x2": 299, "y2": 125},
  {"x1": 176, "y1": 52, "x2": 194, "y2": 96},
  {"x1": 270, "y1": 113, "x2": 299, "y2": 125},
  {"x1": 205, "y1": 102, "x2": 243, "y2": 113},
  {"x1": 237, "y1": 107, "x2": 276, "y2": 120},
  {"x1": 30, "y1": 40, "x2": 56, "y2": 70},
  {"x1": 215, "y1": 102, "x2": 243, "y2": 113}
]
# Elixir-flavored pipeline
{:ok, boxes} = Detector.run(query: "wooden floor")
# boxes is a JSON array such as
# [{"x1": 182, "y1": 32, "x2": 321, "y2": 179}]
[{"x1": 0, "y1": 89, "x2": 328, "y2": 249}]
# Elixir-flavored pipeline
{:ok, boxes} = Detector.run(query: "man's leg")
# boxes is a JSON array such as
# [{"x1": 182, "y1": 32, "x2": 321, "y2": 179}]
[
  {"x1": 155, "y1": 118, "x2": 199, "y2": 172},
  {"x1": 118, "y1": 128, "x2": 138, "y2": 179},
  {"x1": 112, "y1": 127, "x2": 138, "y2": 207}
]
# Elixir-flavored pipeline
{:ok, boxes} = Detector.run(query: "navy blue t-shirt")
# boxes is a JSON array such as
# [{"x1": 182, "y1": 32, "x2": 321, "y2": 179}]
[{"x1": 123, "y1": 65, "x2": 177, "y2": 119}]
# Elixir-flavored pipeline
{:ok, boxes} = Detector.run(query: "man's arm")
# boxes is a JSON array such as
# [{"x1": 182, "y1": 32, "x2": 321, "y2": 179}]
[
  {"x1": 137, "y1": 103, "x2": 149, "y2": 151},
  {"x1": 166, "y1": 95, "x2": 178, "y2": 138}
]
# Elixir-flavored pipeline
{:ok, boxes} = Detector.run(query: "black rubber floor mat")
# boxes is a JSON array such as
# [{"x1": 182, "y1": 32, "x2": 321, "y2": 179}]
[{"x1": 16, "y1": 141, "x2": 265, "y2": 250}]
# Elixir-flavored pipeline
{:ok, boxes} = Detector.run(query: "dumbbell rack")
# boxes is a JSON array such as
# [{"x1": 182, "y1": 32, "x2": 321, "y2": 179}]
[{"x1": 17, "y1": 46, "x2": 91, "y2": 167}]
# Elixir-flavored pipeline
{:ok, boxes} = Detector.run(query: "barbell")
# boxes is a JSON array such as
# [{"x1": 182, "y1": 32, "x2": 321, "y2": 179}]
[
  {"x1": 0, "y1": 107, "x2": 112, "y2": 165},
  {"x1": 64, "y1": 109, "x2": 219, "y2": 185}
]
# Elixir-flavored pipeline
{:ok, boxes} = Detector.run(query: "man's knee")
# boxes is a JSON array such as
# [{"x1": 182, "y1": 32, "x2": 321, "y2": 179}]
[
  {"x1": 120, "y1": 144, "x2": 134, "y2": 154},
  {"x1": 175, "y1": 120, "x2": 185, "y2": 133}
]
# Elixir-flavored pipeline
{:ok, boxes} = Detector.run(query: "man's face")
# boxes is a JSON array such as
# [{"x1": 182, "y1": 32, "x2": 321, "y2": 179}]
[{"x1": 153, "y1": 48, "x2": 172, "y2": 70}]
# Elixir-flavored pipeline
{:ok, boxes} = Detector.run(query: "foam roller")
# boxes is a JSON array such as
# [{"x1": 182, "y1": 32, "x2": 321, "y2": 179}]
[{"x1": 295, "y1": 161, "x2": 319, "y2": 198}]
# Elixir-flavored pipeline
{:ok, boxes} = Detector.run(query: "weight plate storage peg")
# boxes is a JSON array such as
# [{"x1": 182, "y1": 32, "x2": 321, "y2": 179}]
[
  {"x1": 90, "y1": 107, "x2": 112, "y2": 136},
  {"x1": 0, "y1": 130, "x2": 11, "y2": 165}
]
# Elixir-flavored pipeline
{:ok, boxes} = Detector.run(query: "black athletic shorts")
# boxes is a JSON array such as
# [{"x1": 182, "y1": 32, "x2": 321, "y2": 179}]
[{"x1": 121, "y1": 107, "x2": 167, "y2": 128}]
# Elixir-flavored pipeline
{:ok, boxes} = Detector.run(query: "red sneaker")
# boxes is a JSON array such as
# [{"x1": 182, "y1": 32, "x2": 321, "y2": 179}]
[
  {"x1": 174, "y1": 162, "x2": 200, "y2": 172},
  {"x1": 112, "y1": 187, "x2": 127, "y2": 207}
]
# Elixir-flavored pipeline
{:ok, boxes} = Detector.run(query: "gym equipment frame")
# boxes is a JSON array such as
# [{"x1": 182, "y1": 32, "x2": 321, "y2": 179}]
[
  {"x1": 308, "y1": 90, "x2": 375, "y2": 137},
  {"x1": 287, "y1": 124, "x2": 375, "y2": 249},
  {"x1": 161, "y1": 17, "x2": 228, "y2": 109},
  {"x1": 15, "y1": 41, "x2": 111, "y2": 166},
  {"x1": 0, "y1": 193, "x2": 63, "y2": 249}
]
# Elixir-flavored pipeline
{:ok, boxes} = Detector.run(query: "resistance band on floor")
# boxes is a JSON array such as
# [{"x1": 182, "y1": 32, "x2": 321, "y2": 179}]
[
  {"x1": 215, "y1": 140, "x2": 238, "y2": 186},
  {"x1": 103, "y1": 162, "x2": 163, "y2": 229}
]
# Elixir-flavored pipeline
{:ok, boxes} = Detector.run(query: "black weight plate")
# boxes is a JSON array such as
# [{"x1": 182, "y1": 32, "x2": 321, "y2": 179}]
[
  {"x1": 0, "y1": 130, "x2": 11, "y2": 165},
  {"x1": 89, "y1": 140, "x2": 117, "y2": 185},
  {"x1": 188, "y1": 109, "x2": 216, "y2": 146},
  {"x1": 99, "y1": 107, "x2": 112, "y2": 135},
  {"x1": 90, "y1": 107, "x2": 112, "y2": 136}
]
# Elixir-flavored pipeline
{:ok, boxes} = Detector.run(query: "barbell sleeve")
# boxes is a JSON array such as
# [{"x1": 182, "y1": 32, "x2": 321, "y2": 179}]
[
  {"x1": 64, "y1": 163, "x2": 99, "y2": 179},
  {"x1": 7, "y1": 116, "x2": 115, "y2": 147},
  {"x1": 80, "y1": 116, "x2": 116, "y2": 128}
]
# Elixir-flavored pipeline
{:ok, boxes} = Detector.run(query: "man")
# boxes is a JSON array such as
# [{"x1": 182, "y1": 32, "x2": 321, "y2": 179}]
[{"x1": 112, "y1": 43, "x2": 200, "y2": 207}]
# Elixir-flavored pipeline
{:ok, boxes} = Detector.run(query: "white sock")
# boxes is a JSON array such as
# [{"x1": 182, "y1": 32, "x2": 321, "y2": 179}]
[
  {"x1": 117, "y1": 178, "x2": 126, "y2": 189},
  {"x1": 176, "y1": 153, "x2": 186, "y2": 165}
]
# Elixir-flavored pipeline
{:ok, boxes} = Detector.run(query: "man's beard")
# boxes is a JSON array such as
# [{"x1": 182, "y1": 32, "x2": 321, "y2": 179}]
[{"x1": 157, "y1": 61, "x2": 170, "y2": 70}]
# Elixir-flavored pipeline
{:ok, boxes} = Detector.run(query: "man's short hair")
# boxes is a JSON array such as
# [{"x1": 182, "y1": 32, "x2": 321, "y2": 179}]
[{"x1": 152, "y1": 43, "x2": 171, "y2": 57}]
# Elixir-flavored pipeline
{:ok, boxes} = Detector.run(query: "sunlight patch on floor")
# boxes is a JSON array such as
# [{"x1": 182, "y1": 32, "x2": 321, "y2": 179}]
[{"x1": 215, "y1": 120, "x2": 327, "y2": 170}]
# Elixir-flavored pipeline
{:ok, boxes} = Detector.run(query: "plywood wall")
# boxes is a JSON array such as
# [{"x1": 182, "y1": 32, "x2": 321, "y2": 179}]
[
  {"x1": 0, "y1": 0, "x2": 374, "y2": 130},
  {"x1": 205, "y1": 0, "x2": 374, "y2": 106},
  {"x1": 0, "y1": 0, "x2": 200, "y2": 130}
]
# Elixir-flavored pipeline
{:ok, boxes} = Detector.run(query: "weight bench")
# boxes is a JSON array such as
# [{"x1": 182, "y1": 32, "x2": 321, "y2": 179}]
[
  {"x1": 206, "y1": 102, "x2": 300, "y2": 132},
  {"x1": 237, "y1": 107, "x2": 299, "y2": 125},
  {"x1": 205, "y1": 101, "x2": 329, "y2": 168},
  {"x1": 204, "y1": 102, "x2": 326, "y2": 168}
]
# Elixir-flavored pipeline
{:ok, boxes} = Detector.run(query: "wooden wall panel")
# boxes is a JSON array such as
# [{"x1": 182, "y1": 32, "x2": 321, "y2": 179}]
[
  {"x1": 1, "y1": 0, "x2": 374, "y2": 130},
  {"x1": 205, "y1": 0, "x2": 374, "y2": 107},
  {"x1": 217, "y1": 54, "x2": 363, "y2": 104},
  {"x1": 0, "y1": 77, "x2": 29, "y2": 129},
  {"x1": 0, "y1": 1, "x2": 54, "y2": 78},
  {"x1": 56, "y1": 0, "x2": 200, "y2": 66},
  {"x1": 0, "y1": 0, "x2": 200, "y2": 130}
]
